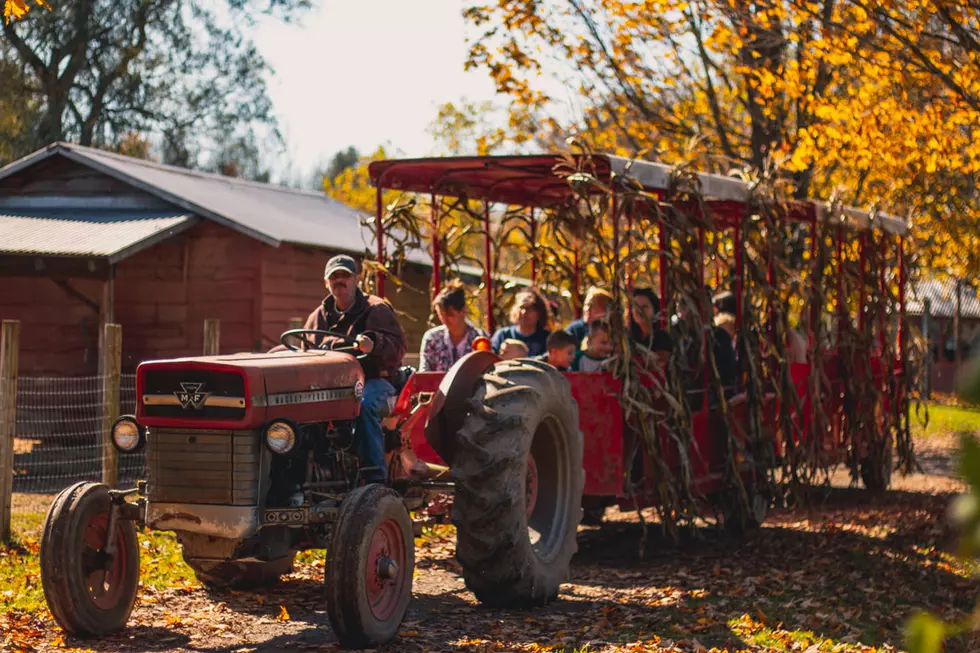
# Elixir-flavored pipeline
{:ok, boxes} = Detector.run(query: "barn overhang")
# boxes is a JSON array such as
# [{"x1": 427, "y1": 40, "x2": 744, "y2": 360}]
[{"x1": 0, "y1": 209, "x2": 198, "y2": 277}]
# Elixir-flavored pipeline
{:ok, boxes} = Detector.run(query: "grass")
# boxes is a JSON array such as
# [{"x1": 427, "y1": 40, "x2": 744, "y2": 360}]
[
  {"x1": 913, "y1": 403, "x2": 980, "y2": 438},
  {"x1": 0, "y1": 502, "x2": 196, "y2": 617}
]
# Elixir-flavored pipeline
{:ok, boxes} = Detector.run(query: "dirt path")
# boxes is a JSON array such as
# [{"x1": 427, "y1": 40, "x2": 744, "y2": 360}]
[{"x1": 12, "y1": 434, "x2": 978, "y2": 653}]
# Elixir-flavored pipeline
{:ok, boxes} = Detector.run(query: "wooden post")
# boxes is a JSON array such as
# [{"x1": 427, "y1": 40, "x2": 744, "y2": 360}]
[
  {"x1": 203, "y1": 319, "x2": 220, "y2": 356},
  {"x1": 288, "y1": 317, "x2": 304, "y2": 349},
  {"x1": 0, "y1": 321, "x2": 19, "y2": 543},
  {"x1": 101, "y1": 323, "x2": 122, "y2": 488}
]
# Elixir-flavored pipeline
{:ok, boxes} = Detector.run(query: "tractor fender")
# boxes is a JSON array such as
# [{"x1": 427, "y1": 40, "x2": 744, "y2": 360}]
[{"x1": 423, "y1": 350, "x2": 499, "y2": 466}]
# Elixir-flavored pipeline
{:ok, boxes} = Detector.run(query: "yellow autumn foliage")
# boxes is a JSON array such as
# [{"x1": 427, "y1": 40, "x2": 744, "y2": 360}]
[
  {"x1": 461, "y1": 0, "x2": 980, "y2": 278},
  {"x1": 3, "y1": 0, "x2": 48, "y2": 23}
]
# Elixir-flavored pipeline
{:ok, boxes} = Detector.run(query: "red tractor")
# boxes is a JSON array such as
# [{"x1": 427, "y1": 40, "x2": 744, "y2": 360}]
[{"x1": 38, "y1": 329, "x2": 583, "y2": 649}]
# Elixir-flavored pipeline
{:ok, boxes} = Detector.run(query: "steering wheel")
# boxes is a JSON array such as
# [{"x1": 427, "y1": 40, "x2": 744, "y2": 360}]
[{"x1": 280, "y1": 328, "x2": 359, "y2": 353}]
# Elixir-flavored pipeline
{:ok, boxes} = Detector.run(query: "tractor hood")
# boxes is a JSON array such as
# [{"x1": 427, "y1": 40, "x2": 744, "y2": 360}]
[{"x1": 136, "y1": 349, "x2": 365, "y2": 429}]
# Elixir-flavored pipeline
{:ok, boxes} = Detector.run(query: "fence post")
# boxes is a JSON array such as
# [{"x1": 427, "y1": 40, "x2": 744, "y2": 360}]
[
  {"x1": 204, "y1": 319, "x2": 220, "y2": 356},
  {"x1": 0, "y1": 321, "x2": 19, "y2": 543},
  {"x1": 101, "y1": 323, "x2": 122, "y2": 488},
  {"x1": 287, "y1": 317, "x2": 304, "y2": 348}
]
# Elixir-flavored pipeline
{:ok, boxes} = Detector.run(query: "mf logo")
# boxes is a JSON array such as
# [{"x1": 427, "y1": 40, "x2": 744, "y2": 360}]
[{"x1": 175, "y1": 382, "x2": 209, "y2": 410}]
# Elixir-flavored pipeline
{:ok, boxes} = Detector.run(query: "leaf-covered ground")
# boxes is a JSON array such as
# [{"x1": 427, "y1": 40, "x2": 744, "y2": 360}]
[{"x1": 2, "y1": 426, "x2": 978, "y2": 653}]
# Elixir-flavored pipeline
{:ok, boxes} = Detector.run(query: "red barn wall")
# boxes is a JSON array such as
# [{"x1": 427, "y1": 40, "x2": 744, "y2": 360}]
[
  {"x1": 114, "y1": 221, "x2": 262, "y2": 369},
  {"x1": 0, "y1": 277, "x2": 104, "y2": 375}
]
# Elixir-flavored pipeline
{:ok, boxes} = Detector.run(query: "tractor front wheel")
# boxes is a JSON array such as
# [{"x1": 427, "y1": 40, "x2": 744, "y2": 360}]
[
  {"x1": 40, "y1": 482, "x2": 140, "y2": 636},
  {"x1": 452, "y1": 358, "x2": 584, "y2": 607},
  {"x1": 325, "y1": 484, "x2": 415, "y2": 649}
]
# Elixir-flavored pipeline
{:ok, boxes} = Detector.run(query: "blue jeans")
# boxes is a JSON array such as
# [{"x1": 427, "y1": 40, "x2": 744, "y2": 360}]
[{"x1": 355, "y1": 378, "x2": 395, "y2": 483}]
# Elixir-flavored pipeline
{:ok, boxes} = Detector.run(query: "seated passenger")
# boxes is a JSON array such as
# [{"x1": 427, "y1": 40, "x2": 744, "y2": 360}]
[
  {"x1": 650, "y1": 329, "x2": 674, "y2": 374},
  {"x1": 490, "y1": 288, "x2": 551, "y2": 357},
  {"x1": 535, "y1": 330, "x2": 577, "y2": 371},
  {"x1": 566, "y1": 286, "x2": 612, "y2": 348},
  {"x1": 573, "y1": 320, "x2": 614, "y2": 372},
  {"x1": 500, "y1": 338, "x2": 529, "y2": 360},
  {"x1": 629, "y1": 287, "x2": 661, "y2": 349},
  {"x1": 419, "y1": 281, "x2": 488, "y2": 372}
]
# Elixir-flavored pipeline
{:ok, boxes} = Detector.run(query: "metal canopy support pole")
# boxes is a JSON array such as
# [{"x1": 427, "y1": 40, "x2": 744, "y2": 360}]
[
  {"x1": 572, "y1": 238, "x2": 582, "y2": 317},
  {"x1": 611, "y1": 194, "x2": 620, "y2": 309},
  {"x1": 836, "y1": 225, "x2": 845, "y2": 342},
  {"x1": 808, "y1": 217, "x2": 818, "y2": 352},
  {"x1": 431, "y1": 192, "x2": 441, "y2": 297},
  {"x1": 877, "y1": 232, "x2": 887, "y2": 354},
  {"x1": 484, "y1": 202, "x2": 495, "y2": 335},
  {"x1": 529, "y1": 208, "x2": 537, "y2": 285},
  {"x1": 898, "y1": 237, "x2": 906, "y2": 365},
  {"x1": 858, "y1": 232, "x2": 867, "y2": 334},
  {"x1": 375, "y1": 186, "x2": 385, "y2": 298},
  {"x1": 658, "y1": 218, "x2": 669, "y2": 330},
  {"x1": 734, "y1": 222, "x2": 743, "y2": 332},
  {"x1": 625, "y1": 204, "x2": 633, "y2": 289},
  {"x1": 698, "y1": 226, "x2": 709, "y2": 414}
]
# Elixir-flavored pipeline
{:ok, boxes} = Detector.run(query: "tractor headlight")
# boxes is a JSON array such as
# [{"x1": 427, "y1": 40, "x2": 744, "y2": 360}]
[
  {"x1": 265, "y1": 421, "x2": 296, "y2": 455},
  {"x1": 111, "y1": 416, "x2": 145, "y2": 453}
]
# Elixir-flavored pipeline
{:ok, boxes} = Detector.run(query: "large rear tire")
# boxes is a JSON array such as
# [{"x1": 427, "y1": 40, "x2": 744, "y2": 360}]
[
  {"x1": 183, "y1": 554, "x2": 295, "y2": 590},
  {"x1": 40, "y1": 482, "x2": 140, "y2": 636},
  {"x1": 325, "y1": 484, "x2": 415, "y2": 649},
  {"x1": 452, "y1": 358, "x2": 584, "y2": 607}
]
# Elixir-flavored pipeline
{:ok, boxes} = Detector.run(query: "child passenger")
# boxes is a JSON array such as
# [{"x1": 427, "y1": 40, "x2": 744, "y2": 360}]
[
  {"x1": 499, "y1": 338, "x2": 530, "y2": 360},
  {"x1": 535, "y1": 330, "x2": 577, "y2": 371},
  {"x1": 573, "y1": 320, "x2": 614, "y2": 372}
]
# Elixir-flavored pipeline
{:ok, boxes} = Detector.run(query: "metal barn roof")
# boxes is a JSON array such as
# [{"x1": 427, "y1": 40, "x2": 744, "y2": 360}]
[
  {"x1": 0, "y1": 210, "x2": 195, "y2": 263},
  {"x1": 908, "y1": 278, "x2": 980, "y2": 319},
  {"x1": 0, "y1": 142, "x2": 384, "y2": 256}
]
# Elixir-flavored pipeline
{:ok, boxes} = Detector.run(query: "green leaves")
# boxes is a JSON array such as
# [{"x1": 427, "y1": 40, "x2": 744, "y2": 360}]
[{"x1": 905, "y1": 612, "x2": 947, "y2": 653}]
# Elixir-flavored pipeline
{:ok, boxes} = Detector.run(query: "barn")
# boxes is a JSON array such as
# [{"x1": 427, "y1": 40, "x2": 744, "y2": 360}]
[{"x1": 0, "y1": 142, "x2": 434, "y2": 375}]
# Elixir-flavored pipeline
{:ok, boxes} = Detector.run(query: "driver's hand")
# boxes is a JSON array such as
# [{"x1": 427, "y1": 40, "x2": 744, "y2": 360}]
[{"x1": 355, "y1": 334, "x2": 374, "y2": 354}]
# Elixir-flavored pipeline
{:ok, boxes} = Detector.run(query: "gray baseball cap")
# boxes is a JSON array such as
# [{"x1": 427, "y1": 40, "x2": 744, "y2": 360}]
[{"x1": 324, "y1": 254, "x2": 359, "y2": 279}]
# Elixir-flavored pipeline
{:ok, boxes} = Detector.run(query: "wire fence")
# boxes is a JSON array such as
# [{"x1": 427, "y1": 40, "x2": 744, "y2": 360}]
[{"x1": 11, "y1": 374, "x2": 144, "y2": 500}]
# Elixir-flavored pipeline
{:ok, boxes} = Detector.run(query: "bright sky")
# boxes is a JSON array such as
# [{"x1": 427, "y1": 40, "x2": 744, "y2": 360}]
[{"x1": 253, "y1": 0, "x2": 501, "y2": 183}]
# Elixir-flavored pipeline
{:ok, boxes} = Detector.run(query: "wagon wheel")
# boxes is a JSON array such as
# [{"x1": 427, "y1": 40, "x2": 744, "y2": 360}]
[
  {"x1": 860, "y1": 401, "x2": 894, "y2": 493},
  {"x1": 722, "y1": 481, "x2": 770, "y2": 537},
  {"x1": 325, "y1": 484, "x2": 415, "y2": 649},
  {"x1": 183, "y1": 554, "x2": 295, "y2": 590},
  {"x1": 452, "y1": 358, "x2": 584, "y2": 607},
  {"x1": 40, "y1": 482, "x2": 140, "y2": 636}
]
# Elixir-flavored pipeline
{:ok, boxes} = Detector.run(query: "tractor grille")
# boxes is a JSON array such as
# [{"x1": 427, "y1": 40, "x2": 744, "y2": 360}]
[{"x1": 147, "y1": 428, "x2": 260, "y2": 505}]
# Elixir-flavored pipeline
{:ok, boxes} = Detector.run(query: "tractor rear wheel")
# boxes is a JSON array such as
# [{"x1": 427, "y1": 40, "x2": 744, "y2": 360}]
[
  {"x1": 452, "y1": 358, "x2": 584, "y2": 607},
  {"x1": 860, "y1": 447, "x2": 893, "y2": 493},
  {"x1": 40, "y1": 482, "x2": 140, "y2": 636},
  {"x1": 325, "y1": 484, "x2": 415, "y2": 649},
  {"x1": 183, "y1": 554, "x2": 295, "y2": 590}
]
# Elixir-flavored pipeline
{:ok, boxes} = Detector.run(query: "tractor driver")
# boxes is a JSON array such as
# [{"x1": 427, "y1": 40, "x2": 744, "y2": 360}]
[{"x1": 302, "y1": 254, "x2": 408, "y2": 483}]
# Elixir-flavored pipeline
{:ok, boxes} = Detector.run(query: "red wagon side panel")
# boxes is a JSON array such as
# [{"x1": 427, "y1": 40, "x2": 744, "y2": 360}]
[{"x1": 565, "y1": 372, "x2": 624, "y2": 496}]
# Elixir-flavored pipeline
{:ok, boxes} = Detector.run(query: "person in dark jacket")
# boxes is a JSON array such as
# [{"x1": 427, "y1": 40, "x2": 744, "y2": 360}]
[
  {"x1": 490, "y1": 287, "x2": 551, "y2": 357},
  {"x1": 302, "y1": 254, "x2": 407, "y2": 482}
]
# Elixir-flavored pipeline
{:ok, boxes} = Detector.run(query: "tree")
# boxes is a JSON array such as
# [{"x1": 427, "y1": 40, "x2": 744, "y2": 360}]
[
  {"x1": 1, "y1": 0, "x2": 309, "y2": 165},
  {"x1": 326, "y1": 146, "x2": 360, "y2": 181},
  {"x1": 461, "y1": 0, "x2": 980, "y2": 277},
  {"x1": 0, "y1": 43, "x2": 41, "y2": 165}
]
